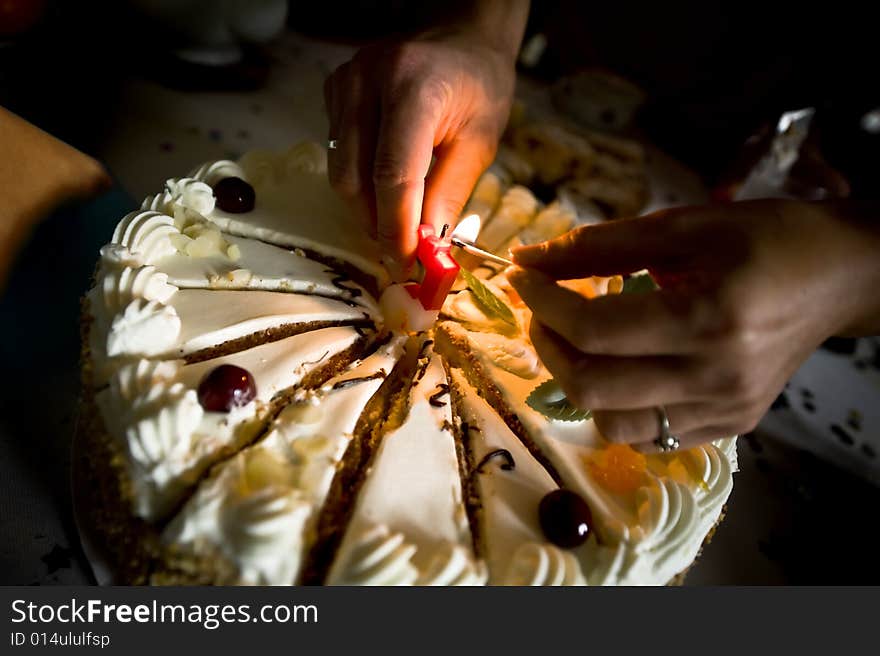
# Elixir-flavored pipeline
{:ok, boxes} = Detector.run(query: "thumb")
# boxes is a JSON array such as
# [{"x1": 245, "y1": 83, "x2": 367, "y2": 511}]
[
  {"x1": 511, "y1": 208, "x2": 693, "y2": 279},
  {"x1": 421, "y1": 136, "x2": 495, "y2": 233}
]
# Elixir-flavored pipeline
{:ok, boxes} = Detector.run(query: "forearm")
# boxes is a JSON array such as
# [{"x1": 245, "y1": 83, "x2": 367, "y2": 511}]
[
  {"x1": 430, "y1": 0, "x2": 531, "y2": 60},
  {"x1": 0, "y1": 107, "x2": 109, "y2": 287},
  {"x1": 813, "y1": 199, "x2": 880, "y2": 337}
]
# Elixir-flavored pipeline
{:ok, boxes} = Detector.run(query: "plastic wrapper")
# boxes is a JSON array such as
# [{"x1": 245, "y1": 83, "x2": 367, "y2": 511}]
[{"x1": 715, "y1": 107, "x2": 850, "y2": 202}]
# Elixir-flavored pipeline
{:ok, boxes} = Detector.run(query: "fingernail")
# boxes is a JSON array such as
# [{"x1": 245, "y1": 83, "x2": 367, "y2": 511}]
[
  {"x1": 507, "y1": 267, "x2": 551, "y2": 289},
  {"x1": 510, "y1": 244, "x2": 535, "y2": 265}
]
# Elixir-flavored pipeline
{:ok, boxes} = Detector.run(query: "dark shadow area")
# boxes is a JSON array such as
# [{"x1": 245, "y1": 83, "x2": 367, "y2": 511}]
[
  {"x1": 0, "y1": 183, "x2": 135, "y2": 585},
  {"x1": 689, "y1": 431, "x2": 880, "y2": 584}
]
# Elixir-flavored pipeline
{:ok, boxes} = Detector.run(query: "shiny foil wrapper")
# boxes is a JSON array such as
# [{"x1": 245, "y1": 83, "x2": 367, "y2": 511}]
[{"x1": 720, "y1": 107, "x2": 850, "y2": 202}]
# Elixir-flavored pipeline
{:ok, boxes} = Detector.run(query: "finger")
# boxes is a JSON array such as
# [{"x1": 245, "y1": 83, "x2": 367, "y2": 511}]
[
  {"x1": 373, "y1": 83, "x2": 444, "y2": 277},
  {"x1": 325, "y1": 64, "x2": 380, "y2": 235},
  {"x1": 593, "y1": 403, "x2": 731, "y2": 444},
  {"x1": 631, "y1": 424, "x2": 737, "y2": 454},
  {"x1": 509, "y1": 267, "x2": 699, "y2": 355},
  {"x1": 529, "y1": 321, "x2": 701, "y2": 411},
  {"x1": 422, "y1": 135, "x2": 494, "y2": 233},
  {"x1": 511, "y1": 209, "x2": 694, "y2": 278}
]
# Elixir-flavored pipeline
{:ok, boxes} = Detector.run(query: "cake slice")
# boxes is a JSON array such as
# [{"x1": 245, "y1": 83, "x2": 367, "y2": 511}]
[
  {"x1": 185, "y1": 143, "x2": 388, "y2": 286},
  {"x1": 508, "y1": 122, "x2": 597, "y2": 186},
  {"x1": 88, "y1": 209, "x2": 379, "y2": 383},
  {"x1": 476, "y1": 185, "x2": 539, "y2": 253},
  {"x1": 325, "y1": 342, "x2": 485, "y2": 585},
  {"x1": 94, "y1": 325, "x2": 366, "y2": 521},
  {"x1": 508, "y1": 200, "x2": 577, "y2": 249},
  {"x1": 448, "y1": 368, "x2": 587, "y2": 585},
  {"x1": 461, "y1": 170, "x2": 504, "y2": 226},
  {"x1": 162, "y1": 289, "x2": 370, "y2": 361},
  {"x1": 162, "y1": 336, "x2": 406, "y2": 584},
  {"x1": 89, "y1": 285, "x2": 372, "y2": 372},
  {"x1": 106, "y1": 209, "x2": 376, "y2": 304}
]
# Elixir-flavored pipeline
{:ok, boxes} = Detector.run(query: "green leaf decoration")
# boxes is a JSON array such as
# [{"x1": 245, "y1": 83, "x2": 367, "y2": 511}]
[
  {"x1": 621, "y1": 272, "x2": 659, "y2": 294},
  {"x1": 526, "y1": 379, "x2": 592, "y2": 422},
  {"x1": 461, "y1": 269, "x2": 518, "y2": 328}
]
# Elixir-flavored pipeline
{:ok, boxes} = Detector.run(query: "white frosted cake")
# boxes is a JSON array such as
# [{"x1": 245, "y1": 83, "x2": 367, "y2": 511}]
[{"x1": 77, "y1": 142, "x2": 736, "y2": 585}]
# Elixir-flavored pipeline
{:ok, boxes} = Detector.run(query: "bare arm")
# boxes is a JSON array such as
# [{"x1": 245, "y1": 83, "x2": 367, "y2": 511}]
[
  {"x1": 324, "y1": 0, "x2": 530, "y2": 278},
  {"x1": 510, "y1": 198, "x2": 880, "y2": 450},
  {"x1": 0, "y1": 107, "x2": 110, "y2": 286}
]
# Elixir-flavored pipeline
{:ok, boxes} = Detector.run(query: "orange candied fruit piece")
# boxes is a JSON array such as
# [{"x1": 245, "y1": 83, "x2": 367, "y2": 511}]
[{"x1": 587, "y1": 443, "x2": 648, "y2": 495}]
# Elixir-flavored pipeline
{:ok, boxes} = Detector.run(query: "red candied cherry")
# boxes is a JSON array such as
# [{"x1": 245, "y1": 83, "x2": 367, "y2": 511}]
[
  {"x1": 213, "y1": 177, "x2": 255, "y2": 213},
  {"x1": 197, "y1": 364, "x2": 257, "y2": 412},
  {"x1": 538, "y1": 489, "x2": 594, "y2": 549}
]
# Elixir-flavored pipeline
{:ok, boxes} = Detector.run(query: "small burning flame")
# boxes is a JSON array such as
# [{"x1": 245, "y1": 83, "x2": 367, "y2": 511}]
[
  {"x1": 448, "y1": 212, "x2": 513, "y2": 267},
  {"x1": 450, "y1": 214, "x2": 481, "y2": 245}
]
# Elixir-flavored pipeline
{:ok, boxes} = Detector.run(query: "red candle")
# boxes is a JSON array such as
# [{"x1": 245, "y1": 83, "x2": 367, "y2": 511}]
[{"x1": 410, "y1": 224, "x2": 460, "y2": 311}]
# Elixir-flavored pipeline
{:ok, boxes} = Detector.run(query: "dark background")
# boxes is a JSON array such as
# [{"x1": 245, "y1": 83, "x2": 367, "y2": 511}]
[{"x1": 4, "y1": 1, "x2": 877, "y2": 190}]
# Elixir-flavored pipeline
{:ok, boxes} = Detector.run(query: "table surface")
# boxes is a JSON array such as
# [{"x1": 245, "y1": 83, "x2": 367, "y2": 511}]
[{"x1": 2, "y1": 31, "x2": 879, "y2": 586}]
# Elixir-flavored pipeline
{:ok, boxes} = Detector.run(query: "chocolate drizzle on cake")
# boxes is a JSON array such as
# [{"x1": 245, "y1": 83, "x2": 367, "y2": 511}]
[
  {"x1": 331, "y1": 369, "x2": 387, "y2": 391},
  {"x1": 326, "y1": 269, "x2": 363, "y2": 298},
  {"x1": 418, "y1": 339, "x2": 434, "y2": 358},
  {"x1": 474, "y1": 448, "x2": 516, "y2": 474},
  {"x1": 429, "y1": 383, "x2": 450, "y2": 407},
  {"x1": 301, "y1": 350, "x2": 330, "y2": 368},
  {"x1": 413, "y1": 360, "x2": 430, "y2": 384},
  {"x1": 412, "y1": 340, "x2": 435, "y2": 384}
]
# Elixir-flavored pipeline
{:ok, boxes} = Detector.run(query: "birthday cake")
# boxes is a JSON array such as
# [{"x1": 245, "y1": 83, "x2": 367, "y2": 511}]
[{"x1": 77, "y1": 141, "x2": 736, "y2": 585}]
